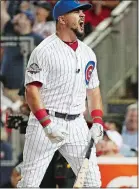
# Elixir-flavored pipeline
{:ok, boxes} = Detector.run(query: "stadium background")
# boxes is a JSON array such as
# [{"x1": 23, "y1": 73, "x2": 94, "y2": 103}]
[{"x1": 0, "y1": 0, "x2": 138, "y2": 188}]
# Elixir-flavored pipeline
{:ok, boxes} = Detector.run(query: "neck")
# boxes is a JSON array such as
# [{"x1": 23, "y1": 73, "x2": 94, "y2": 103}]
[
  {"x1": 127, "y1": 129, "x2": 137, "y2": 134},
  {"x1": 56, "y1": 27, "x2": 77, "y2": 42}
]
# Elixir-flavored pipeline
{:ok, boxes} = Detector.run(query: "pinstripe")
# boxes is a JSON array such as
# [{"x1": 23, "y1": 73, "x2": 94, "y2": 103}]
[
  {"x1": 22, "y1": 118, "x2": 38, "y2": 186},
  {"x1": 29, "y1": 125, "x2": 44, "y2": 184},
  {"x1": 46, "y1": 43, "x2": 59, "y2": 106},
  {"x1": 59, "y1": 42, "x2": 74, "y2": 114},
  {"x1": 23, "y1": 44, "x2": 44, "y2": 185},
  {"x1": 18, "y1": 117, "x2": 61, "y2": 187},
  {"x1": 59, "y1": 116, "x2": 101, "y2": 187},
  {"x1": 18, "y1": 34, "x2": 101, "y2": 187},
  {"x1": 73, "y1": 118, "x2": 83, "y2": 174},
  {"x1": 56, "y1": 42, "x2": 68, "y2": 113},
  {"x1": 25, "y1": 119, "x2": 41, "y2": 185}
]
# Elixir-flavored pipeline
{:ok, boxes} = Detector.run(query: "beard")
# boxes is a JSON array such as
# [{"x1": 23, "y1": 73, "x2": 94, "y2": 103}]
[{"x1": 71, "y1": 27, "x2": 85, "y2": 38}]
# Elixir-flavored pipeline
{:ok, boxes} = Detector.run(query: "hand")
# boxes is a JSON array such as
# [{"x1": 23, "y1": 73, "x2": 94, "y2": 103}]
[
  {"x1": 44, "y1": 122, "x2": 68, "y2": 143},
  {"x1": 11, "y1": 168, "x2": 22, "y2": 188},
  {"x1": 90, "y1": 123, "x2": 103, "y2": 144}
]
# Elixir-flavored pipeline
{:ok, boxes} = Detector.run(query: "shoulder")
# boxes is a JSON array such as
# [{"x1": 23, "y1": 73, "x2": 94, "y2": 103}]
[
  {"x1": 32, "y1": 34, "x2": 57, "y2": 56},
  {"x1": 78, "y1": 40, "x2": 97, "y2": 60}
]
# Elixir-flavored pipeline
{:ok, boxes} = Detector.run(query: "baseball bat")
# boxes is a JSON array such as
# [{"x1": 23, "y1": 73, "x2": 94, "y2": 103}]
[{"x1": 73, "y1": 138, "x2": 94, "y2": 188}]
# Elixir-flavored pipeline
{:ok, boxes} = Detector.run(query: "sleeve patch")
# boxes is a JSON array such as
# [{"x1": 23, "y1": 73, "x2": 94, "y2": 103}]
[
  {"x1": 27, "y1": 63, "x2": 42, "y2": 74},
  {"x1": 85, "y1": 61, "x2": 95, "y2": 85}
]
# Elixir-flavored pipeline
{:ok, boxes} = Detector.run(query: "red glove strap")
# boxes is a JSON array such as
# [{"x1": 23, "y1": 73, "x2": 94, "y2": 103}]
[
  {"x1": 91, "y1": 109, "x2": 103, "y2": 118},
  {"x1": 34, "y1": 109, "x2": 51, "y2": 127},
  {"x1": 91, "y1": 109, "x2": 108, "y2": 129},
  {"x1": 93, "y1": 118, "x2": 104, "y2": 125},
  {"x1": 93, "y1": 118, "x2": 108, "y2": 130}
]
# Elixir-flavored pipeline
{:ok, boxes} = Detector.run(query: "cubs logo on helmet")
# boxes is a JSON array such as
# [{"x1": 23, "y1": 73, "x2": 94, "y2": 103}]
[{"x1": 85, "y1": 61, "x2": 95, "y2": 85}]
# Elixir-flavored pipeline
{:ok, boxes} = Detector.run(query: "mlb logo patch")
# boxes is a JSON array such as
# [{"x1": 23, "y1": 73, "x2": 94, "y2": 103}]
[
  {"x1": 27, "y1": 63, "x2": 42, "y2": 74},
  {"x1": 85, "y1": 61, "x2": 95, "y2": 85}
]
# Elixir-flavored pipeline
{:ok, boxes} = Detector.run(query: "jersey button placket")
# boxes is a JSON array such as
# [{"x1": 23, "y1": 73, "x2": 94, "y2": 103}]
[{"x1": 69, "y1": 52, "x2": 80, "y2": 113}]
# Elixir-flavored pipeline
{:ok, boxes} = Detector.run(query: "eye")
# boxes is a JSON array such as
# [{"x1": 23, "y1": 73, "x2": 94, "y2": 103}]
[{"x1": 74, "y1": 10, "x2": 80, "y2": 13}]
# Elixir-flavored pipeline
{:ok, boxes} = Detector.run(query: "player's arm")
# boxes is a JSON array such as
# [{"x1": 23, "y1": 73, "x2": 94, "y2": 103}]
[
  {"x1": 86, "y1": 86, "x2": 104, "y2": 128},
  {"x1": 25, "y1": 48, "x2": 68, "y2": 142},
  {"x1": 25, "y1": 82, "x2": 44, "y2": 114},
  {"x1": 87, "y1": 87, "x2": 103, "y2": 114},
  {"x1": 86, "y1": 51, "x2": 105, "y2": 144},
  {"x1": 25, "y1": 82, "x2": 51, "y2": 127},
  {"x1": 87, "y1": 88, "x2": 104, "y2": 144},
  {"x1": 25, "y1": 83, "x2": 68, "y2": 143},
  {"x1": 86, "y1": 50, "x2": 104, "y2": 124},
  {"x1": 25, "y1": 47, "x2": 51, "y2": 127}
]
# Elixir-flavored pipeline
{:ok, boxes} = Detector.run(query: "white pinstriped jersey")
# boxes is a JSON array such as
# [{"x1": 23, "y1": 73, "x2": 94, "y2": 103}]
[{"x1": 25, "y1": 34, "x2": 99, "y2": 114}]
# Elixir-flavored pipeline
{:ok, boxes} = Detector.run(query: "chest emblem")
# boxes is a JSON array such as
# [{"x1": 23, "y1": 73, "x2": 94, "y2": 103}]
[{"x1": 85, "y1": 61, "x2": 95, "y2": 85}]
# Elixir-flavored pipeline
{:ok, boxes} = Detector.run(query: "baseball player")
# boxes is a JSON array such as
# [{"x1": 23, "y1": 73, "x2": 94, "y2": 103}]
[{"x1": 17, "y1": 0, "x2": 104, "y2": 187}]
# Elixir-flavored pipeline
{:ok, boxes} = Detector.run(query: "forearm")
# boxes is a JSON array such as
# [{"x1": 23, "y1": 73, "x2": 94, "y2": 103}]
[
  {"x1": 87, "y1": 87, "x2": 104, "y2": 144},
  {"x1": 25, "y1": 84, "x2": 44, "y2": 114},
  {"x1": 25, "y1": 84, "x2": 51, "y2": 127},
  {"x1": 87, "y1": 87, "x2": 103, "y2": 115}
]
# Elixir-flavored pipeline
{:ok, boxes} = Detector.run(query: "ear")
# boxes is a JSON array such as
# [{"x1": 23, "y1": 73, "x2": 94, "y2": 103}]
[{"x1": 58, "y1": 16, "x2": 66, "y2": 25}]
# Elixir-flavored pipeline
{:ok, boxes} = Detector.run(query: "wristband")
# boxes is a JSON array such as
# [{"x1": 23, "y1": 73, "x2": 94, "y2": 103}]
[
  {"x1": 93, "y1": 118, "x2": 104, "y2": 125},
  {"x1": 91, "y1": 109, "x2": 103, "y2": 118},
  {"x1": 34, "y1": 109, "x2": 51, "y2": 127},
  {"x1": 93, "y1": 117, "x2": 108, "y2": 130},
  {"x1": 91, "y1": 109, "x2": 105, "y2": 127}
]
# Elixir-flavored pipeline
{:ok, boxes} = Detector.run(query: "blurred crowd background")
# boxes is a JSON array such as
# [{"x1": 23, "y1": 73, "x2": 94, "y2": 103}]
[{"x1": 0, "y1": 0, "x2": 138, "y2": 188}]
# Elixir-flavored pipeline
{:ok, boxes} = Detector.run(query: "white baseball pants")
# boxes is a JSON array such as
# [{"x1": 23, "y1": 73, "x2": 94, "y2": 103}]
[{"x1": 17, "y1": 114, "x2": 101, "y2": 187}]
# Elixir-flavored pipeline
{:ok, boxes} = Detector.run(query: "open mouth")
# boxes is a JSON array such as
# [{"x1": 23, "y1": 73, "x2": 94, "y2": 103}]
[{"x1": 79, "y1": 21, "x2": 84, "y2": 30}]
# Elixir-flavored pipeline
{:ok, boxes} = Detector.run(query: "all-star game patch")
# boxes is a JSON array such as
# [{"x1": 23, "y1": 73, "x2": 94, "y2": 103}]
[
  {"x1": 85, "y1": 61, "x2": 95, "y2": 85},
  {"x1": 27, "y1": 63, "x2": 42, "y2": 74}
]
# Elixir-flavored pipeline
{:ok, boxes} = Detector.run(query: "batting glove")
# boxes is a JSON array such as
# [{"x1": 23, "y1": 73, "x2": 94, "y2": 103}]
[
  {"x1": 90, "y1": 109, "x2": 104, "y2": 144},
  {"x1": 34, "y1": 109, "x2": 68, "y2": 143},
  {"x1": 90, "y1": 123, "x2": 104, "y2": 144},
  {"x1": 44, "y1": 122, "x2": 68, "y2": 143}
]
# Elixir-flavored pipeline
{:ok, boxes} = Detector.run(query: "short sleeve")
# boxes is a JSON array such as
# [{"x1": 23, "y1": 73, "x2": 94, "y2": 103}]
[
  {"x1": 86, "y1": 51, "x2": 100, "y2": 89},
  {"x1": 25, "y1": 48, "x2": 48, "y2": 86}
]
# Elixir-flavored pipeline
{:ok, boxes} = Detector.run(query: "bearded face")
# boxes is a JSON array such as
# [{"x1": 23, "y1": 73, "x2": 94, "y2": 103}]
[{"x1": 63, "y1": 10, "x2": 85, "y2": 37}]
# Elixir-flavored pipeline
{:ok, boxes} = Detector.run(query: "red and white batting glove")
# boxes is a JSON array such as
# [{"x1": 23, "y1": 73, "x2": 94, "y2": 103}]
[
  {"x1": 44, "y1": 122, "x2": 68, "y2": 143},
  {"x1": 90, "y1": 109, "x2": 104, "y2": 144},
  {"x1": 34, "y1": 109, "x2": 68, "y2": 143}
]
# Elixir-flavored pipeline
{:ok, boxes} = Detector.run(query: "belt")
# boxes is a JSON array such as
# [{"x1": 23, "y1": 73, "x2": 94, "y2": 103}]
[{"x1": 46, "y1": 110, "x2": 80, "y2": 121}]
